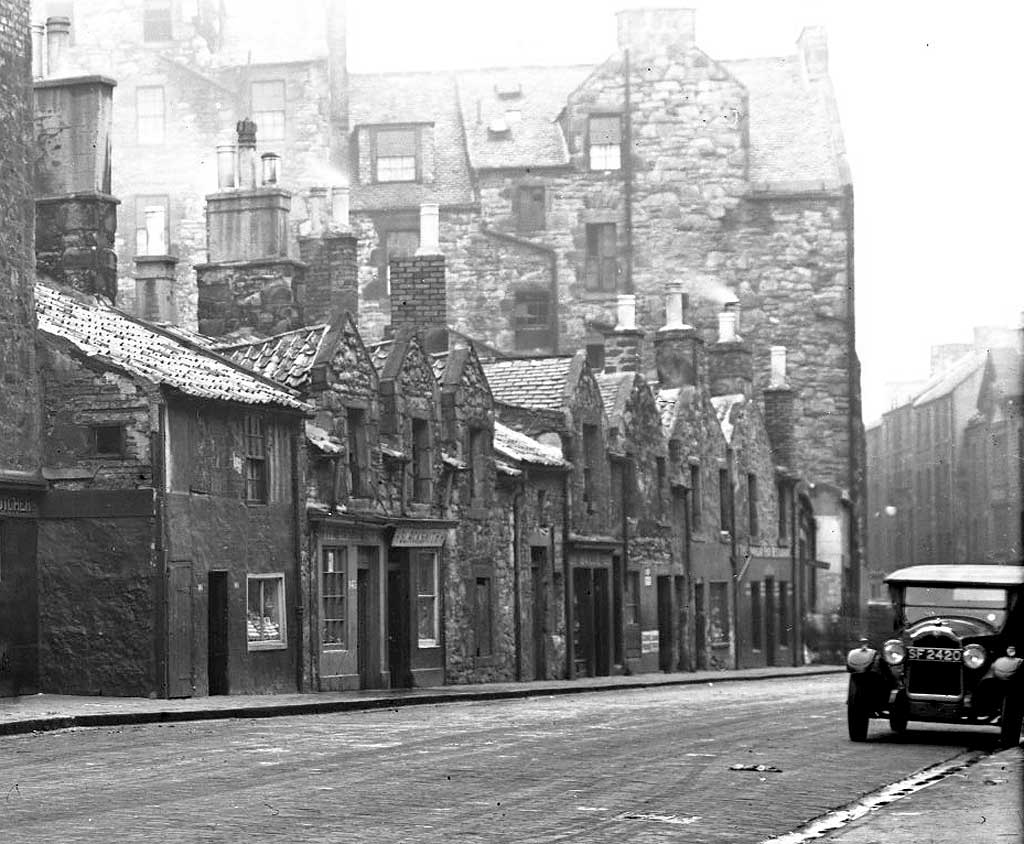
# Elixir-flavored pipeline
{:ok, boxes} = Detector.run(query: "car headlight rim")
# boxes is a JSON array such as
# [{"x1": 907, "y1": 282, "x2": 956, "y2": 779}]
[
  {"x1": 883, "y1": 639, "x2": 906, "y2": 666},
  {"x1": 962, "y1": 643, "x2": 986, "y2": 669}
]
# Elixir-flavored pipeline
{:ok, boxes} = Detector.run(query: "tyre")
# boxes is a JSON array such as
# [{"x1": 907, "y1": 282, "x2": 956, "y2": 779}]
[
  {"x1": 847, "y1": 679, "x2": 870, "y2": 742},
  {"x1": 999, "y1": 691, "x2": 1023, "y2": 749},
  {"x1": 889, "y1": 692, "x2": 909, "y2": 735}
]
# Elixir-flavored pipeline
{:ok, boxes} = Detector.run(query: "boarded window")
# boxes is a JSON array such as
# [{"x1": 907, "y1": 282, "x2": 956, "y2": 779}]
[
  {"x1": 585, "y1": 223, "x2": 618, "y2": 292},
  {"x1": 243, "y1": 415, "x2": 267, "y2": 503},
  {"x1": 321, "y1": 548, "x2": 347, "y2": 649},
  {"x1": 142, "y1": 0, "x2": 172, "y2": 42},
  {"x1": 588, "y1": 115, "x2": 621, "y2": 170},
  {"x1": 582, "y1": 423, "x2": 600, "y2": 512},
  {"x1": 516, "y1": 185, "x2": 545, "y2": 231},
  {"x1": 747, "y1": 473, "x2": 759, "y2": 538},
  {"x1": 689, "y1": 464, "x2": 702, "y2": 531},
  {"x1": 374, "y1": 128, "x2": 417, "y2": 182},
  {"x1": 777, "y1": 481, "x2": 789, "y2": 542},
  {"x1": 251, "y1": 80, "x2": 286, "y2": 141},
  {"x1": 467, "y1": 427, "x2": 487, "y2": 503},
  {"x1": 513, "y1": 289, "x2": 553, "y2": 351},
  {"x1": 719, "y1": 468, "x2": 731, "y2": 533},
  {"x1": 93, "y1": 424, "x2": 124, "y2": 456},
  {"x1": 136, "y1": 86, "x2": 165, "y2": 144}
]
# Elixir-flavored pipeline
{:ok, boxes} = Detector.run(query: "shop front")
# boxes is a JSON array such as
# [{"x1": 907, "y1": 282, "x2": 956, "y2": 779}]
[
  {"x1": 0, "y1": 478, "x2": 43, "y2": 697},
  {"x1": 569, "y1": 542, "x2": 616, "y2": 678}
]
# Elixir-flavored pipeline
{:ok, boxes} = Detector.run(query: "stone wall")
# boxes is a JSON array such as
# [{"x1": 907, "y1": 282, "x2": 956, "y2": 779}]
[
  {"x1": 0, "y1": 0, "x2": 41, "y2": 474},
  {"x1": 299, "y1": 232, "x2": 358, "y2": 326},
  {"x1": 196, "y1": 259, "x2": 305, "y2": 337}
]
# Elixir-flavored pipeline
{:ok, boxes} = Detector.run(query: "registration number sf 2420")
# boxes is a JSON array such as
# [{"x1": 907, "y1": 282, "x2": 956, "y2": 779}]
[{"x1": 908, "y1": 646, "x2": 962, "y2": 662}]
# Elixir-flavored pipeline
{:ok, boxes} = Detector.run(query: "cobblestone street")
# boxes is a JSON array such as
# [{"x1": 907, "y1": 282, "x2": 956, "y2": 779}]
[{"x1": 2, "y1": 674, "x2": 1004, "y2": 842}]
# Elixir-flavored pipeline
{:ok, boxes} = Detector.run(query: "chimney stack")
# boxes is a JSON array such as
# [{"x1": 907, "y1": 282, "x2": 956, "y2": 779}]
[
  {"x1": 655, "y1": 291, "x2": 703, "y2": 389},
  {"x1": 602, "y1": 293, "x2": 644, "y2": 373},
  {"x1": 326, "y1": 0, "x2": 350, "y2": 175},
  {"x1": 298, "y1": 185, "x2": 359, "y2": 326},
  {"x1": 216, "y1": 143, "x2": 237, "y2": 189},
  {"x1": 797, "y1": 26, "x2": 829, "y2": 82},
  {"x1": 44, "y1": 16, "x2": 70, "y2": 77},
  {"x1": 708, "y1": 304, "x2": 752, "y2": 397},
  {"x1": 390, "y1": 213, "x2": 448, "y2": 352},
  {"x1": 764, "y1": 346, "x2": 795, "y2": 469}
]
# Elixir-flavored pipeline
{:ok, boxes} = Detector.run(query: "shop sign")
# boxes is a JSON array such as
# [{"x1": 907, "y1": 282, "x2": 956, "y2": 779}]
[
  {"x1": 392, "y1": 527, "x2": 448, "y2": 548},
  {"x1": 641, "y1": 630, "x2": 659, "y2": 654},
  {"x1": 0, "y1": 495, "x2": 36, "y2": 517}
]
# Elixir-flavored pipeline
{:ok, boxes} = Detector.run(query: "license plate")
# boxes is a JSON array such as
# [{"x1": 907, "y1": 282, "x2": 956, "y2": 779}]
[{"x1": 908, "y1": 646, "x2": 961, "y2": 662}]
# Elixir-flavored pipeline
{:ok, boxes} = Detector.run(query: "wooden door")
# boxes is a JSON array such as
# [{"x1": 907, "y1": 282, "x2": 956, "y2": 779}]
[
  {"x1": 657, "y1": 576, "x2": 672, "y2": 672},
  {"x1": 765, "y1": 577, "x2": 777, "y2": 667},
  {"x1": 387, "y1": 557, "x2": 411, "y2": 688},
  {"x1": 207, "y1": 571, "x2": 229, "y2": 695},
  {"x1": 167, "y1": 561, "x2": 193, "y2": 698},
  {"x1": 593, "y1": 567, "x2": 611, "y2": 677},
  {"x1": 694, "y1": 583, "x2": 707, "y2": 670}
]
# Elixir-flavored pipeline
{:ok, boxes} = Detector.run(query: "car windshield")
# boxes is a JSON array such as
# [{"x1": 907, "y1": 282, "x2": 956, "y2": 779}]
[{"x1": 900, "y1": 585, "x2": 1008, "y2": 628}]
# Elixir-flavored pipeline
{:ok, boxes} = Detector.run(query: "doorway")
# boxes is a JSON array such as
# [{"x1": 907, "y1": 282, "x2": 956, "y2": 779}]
[
  {"x1": 166, "y1": 561, "x2": 193, "y2": 699},
  {"x1": 207, "y1": 570, "x2": 229, "y2": 695},
  {"x1": 657, "y1": 576, "x2": 673, "y2": 672},
  {"x1": 765, "y1": 576, "x2": 777, "y2": 667},
  {"x1": 387, "y1": 555, "x2": 412, "y2": 688},
  {"x1": 694, "y1": 582, "x2": 707, "y2": 670},
  {"x1": 572, "y1": 566, "x2": 611, "y2": 678},
  {"x1": 531, "y1": 547, "x2": 546, "y2": 679},
  {"x1": 674, "y1": 576, "x2": 687, "y2": 671}
]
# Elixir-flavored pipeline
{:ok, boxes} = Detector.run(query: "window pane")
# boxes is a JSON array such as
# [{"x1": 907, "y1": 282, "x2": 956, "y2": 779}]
[
  {"x1": 247, "y1": 576, "x2": 285, "y2": 646},
  {"x1": 137, "y1": 87, "x2": 165, "y2": 144},
  {"x1": 143, "y1": 0, "x2": 172, "y2": 41},
  {"x1": 376, "y1": 156, "x2": 416, "y2": 182},
  {"x1": 590, "y1": 143, "x2": 621, "y2": 170},
  {"x1": 417, "y1": 553, "x2": 437, "y2": 646},
  {"x1": 252, "y1": 81, "x2": 286, "y2": 142},
  {"x1": 321, "y1": 548, "x2": 347, "y2": 649}
]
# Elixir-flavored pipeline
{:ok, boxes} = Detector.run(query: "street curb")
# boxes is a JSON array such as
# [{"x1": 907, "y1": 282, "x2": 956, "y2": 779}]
[{"x1": 0, "y1": 665, "x2": 845, "y2": 738}]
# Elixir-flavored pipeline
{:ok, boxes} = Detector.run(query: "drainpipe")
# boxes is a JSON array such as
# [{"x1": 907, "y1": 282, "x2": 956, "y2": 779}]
[
  {"x1": 154, "y1": 399, "x2": 169, "y2": 698},
  {"x1": 727, "y1": 449, "x2": 739, "y2": 671},
  {"x1": 512, "y1": 482, "x2": 523, "y2": 682},
  {"x1": 622, "y1": 47, "x2": 634, "y2": 294},
  {"x1": 562, "y1": 443, "x2": 573, "y2": 679},
  {"x1": 843, "y1": 183, "x2": 862, "y2": 623},
  {"x1": 291, "y1": 419, "x2": 307, "y2": 692},
  {"x1": 681, "y1": 484, "x2": 693, "y2": 672}
]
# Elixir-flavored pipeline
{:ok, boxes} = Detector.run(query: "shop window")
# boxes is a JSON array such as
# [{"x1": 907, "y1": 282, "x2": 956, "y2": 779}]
[
  {"x1": 243, "y1": 414, "x2": 267, "y2": 504},
  {"x1": 142, "y1": 0, "x2": 172, "y2": 42},
  {"x1": 689, "y1": 464, "x2": 702, "y2": 531},
  {"x1": 373, "y1": 127, "x2": 418, "y2": 183},
  {"x1": 321, "y1": 548, "x2": 347, "y2": 649},
  {"x1": 251, "y1": 80, "x2": 286, "y2": 141},
  {"x1": 92, "y1": 424, "x2": 124, "y2": 456},
  {"x1": 136, "y1": 86, "x2": 165, "y2": 144},
  {"x1": 516, "y1": 185, "x2": 545, "y2": 231},
  {"x1": 513, "y1": 289, "x2": 554, "y2": 351},
  {"x1": 584, "y1": 223, "x2": 618, "y2": 292},
  {"x1": 247, "y1": 574, "x2": 286, "y2": 649},
  {"x1": 747, "y1": 473, "x2": 759, "y2": 538},
  {"x1": 474, "y1": 574, "x2": 494, "y2": 657},
  {"x1": 346, "y1": 407, "x2": 369, "y2": 497},
  {"x1": 708, "y1": 581, "x2": 730, "y2": 645},
  {"x1": 750, "y1": 582, "x2": 762, "y2": 650},
  {"x1": 416, "y1": 551, "x2": 439, "y2": 647},
  {"x1": 587, "y1": 115, "x2": 621, "y2": 170},
  {"x1": 411, "y1": 417, "x2": 432, "y2": 503},
  {"x1": 134, "y1": 194, "x2": 170, "y2": 256}
]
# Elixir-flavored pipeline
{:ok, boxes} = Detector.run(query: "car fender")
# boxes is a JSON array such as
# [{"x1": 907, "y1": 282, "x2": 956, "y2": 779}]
[
  {"x1": 992, "y1": 655, "x2": 1023, "y2": 682},
  {"x1": 846, "y1": 645, "x2": 878, "y2": 674}
]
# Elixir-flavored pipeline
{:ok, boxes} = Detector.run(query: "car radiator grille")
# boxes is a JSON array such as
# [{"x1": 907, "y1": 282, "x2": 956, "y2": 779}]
[{"x1": 907, "y1": 660, "x2": 962, "y2": 696}]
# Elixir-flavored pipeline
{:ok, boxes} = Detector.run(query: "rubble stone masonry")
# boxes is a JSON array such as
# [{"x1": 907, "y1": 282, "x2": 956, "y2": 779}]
[{"x1": 0, "y1": 0, "x2": 42, "y2": 474}]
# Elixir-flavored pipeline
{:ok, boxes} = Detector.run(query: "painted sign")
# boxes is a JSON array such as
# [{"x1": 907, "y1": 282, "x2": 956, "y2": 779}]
[
  {"x1": 391, "y1": 527, "x2": 448, "y2": 548},
  {"x1": 641, "y1": 630, "x2": 659, "y2": 654},
  {"x1": 0, "y1": 495, "x2": 36, "y2": 516}
]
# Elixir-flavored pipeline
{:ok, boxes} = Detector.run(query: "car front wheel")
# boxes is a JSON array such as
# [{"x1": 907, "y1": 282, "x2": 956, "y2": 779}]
[
  {"x1": 847, "y1": 679, "x2": 870, "y2": 742},
  {"x1": 999, "y1": 691, "x2": 1023, "y2": 749}
]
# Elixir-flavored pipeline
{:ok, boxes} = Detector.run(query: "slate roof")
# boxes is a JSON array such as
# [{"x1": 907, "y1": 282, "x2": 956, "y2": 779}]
[
  {"x1": 493, "y1": 421, "x2": 568, "y2": 468},
  {"x1": 366, "y1": 339, "x2": 393, "y2": 373},
  {"x1": 912, "y1": 351, "x2": 986, "y2": 407},
  {"x1": 218, "y1": 325, "x2": 330, "y2": 391},
  {"x1": 711, "y1": 393, "x2": 747, "y2": 444},
  {"x1": 482, "y1": 356, "x2": 575, "y2": 411},
  {"x1": 35, "y1": 283, "x2": 310, "y2": 412},
  {"x1": 723, "y1": 56, "x2": 846, "y2": 186},
  {"x1": 455, "y1": 66, "x2": 589, "y2": 170},
  {"x1": 348, "y1": 72, "x2": 475, "y2": 210}
]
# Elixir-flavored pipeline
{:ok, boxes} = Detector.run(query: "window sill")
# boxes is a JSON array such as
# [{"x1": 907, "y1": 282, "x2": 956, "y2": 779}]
[{"x1": 248, "y1": 641, "x2": 287, "y2": 652}]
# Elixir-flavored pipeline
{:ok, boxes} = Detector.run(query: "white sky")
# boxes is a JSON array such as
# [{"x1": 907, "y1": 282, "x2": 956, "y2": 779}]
[{"x1": 316, "y1": 1, "x2": 1024, "y2": 420}]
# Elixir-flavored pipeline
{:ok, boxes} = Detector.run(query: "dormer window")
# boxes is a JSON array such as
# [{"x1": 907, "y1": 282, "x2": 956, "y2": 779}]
[
  {"x1": 373, "y1": 128, "x2": 418, "y2": 183},
  {"x1": 587, "y1": 115, "x2": 621, "y2": 171}
]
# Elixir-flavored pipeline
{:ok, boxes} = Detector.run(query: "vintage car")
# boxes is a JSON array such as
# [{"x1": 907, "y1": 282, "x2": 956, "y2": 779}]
[{"x1": 846, "y1": 564, "x2": 1024, "y2": 747}]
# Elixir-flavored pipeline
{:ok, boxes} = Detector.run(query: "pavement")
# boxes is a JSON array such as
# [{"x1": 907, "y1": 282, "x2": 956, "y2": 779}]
[{"x1": 3, "y1": 662, "x2": 1021, "y2": 843}]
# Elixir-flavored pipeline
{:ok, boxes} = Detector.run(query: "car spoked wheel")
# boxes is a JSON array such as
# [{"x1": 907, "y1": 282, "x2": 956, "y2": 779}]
[
  {"x1": 847, "y1": 679, "x2": 870, "y2": 742},
  {"x1": 889, "y1": 692, "x2": 909, "y2": 735},
  {"x1": 999, "y1": 691, "x2": 1023, "y2": 749}
]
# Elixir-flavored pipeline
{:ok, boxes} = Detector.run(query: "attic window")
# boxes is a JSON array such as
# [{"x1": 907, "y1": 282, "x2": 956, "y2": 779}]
[
  {"x1": 495, "y1": 82, "x2": 522, "y2": 99},
  {"x1": 373, "y1": 128, "x2": 418, "y2": 183}
]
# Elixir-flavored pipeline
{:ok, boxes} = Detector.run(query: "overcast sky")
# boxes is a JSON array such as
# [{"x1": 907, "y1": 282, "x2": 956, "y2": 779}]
[{"x1": 318, "y1": 1, "x2": 1023, "y2": 420}]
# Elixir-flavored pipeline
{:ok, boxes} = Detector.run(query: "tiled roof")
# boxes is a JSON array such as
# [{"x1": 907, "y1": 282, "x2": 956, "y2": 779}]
[
  {"x1": 912, "y1": 351, "x2": 985, "y2": 407},
  {"x1": 217, "y1": 325, "x2": 329, "y2": 391},
  {"x1": 348, "y1": 72, "x2": 475, "y2": 210},
  {"x1": 483, "y1": 356, "x2": 575, "y2": 411},
  {"x1": 711, "y1": 393, "x2": 747, "y2": 444},
  {"x1": 366, "y1": 339, "x2": 394, "y2": 373},
  {"x1": 493, "y1": 421, "x2": 568, "y2": 468},
  {"x1": 35, "y1": 284, "x2": 310, "y2": 412},
  {"x1": 455, "y1": 66, "x2": 589, "y2": 170},
  {"x1": 724, "y1": 56, "x2": 847, "y2": 186}
]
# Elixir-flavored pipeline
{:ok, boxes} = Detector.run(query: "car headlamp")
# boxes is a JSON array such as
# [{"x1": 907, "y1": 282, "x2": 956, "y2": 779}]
[
  {"x1": 962, "y1": 643, "x2": 986, "y2": 669},
  {"x1": 882, "y1": 639, "x2": 905, "y2": 666}
]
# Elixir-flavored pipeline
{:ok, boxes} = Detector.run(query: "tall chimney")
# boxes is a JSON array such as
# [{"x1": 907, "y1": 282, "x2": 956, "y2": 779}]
[
  {"x1": 708, "y1": 305, "x2": 752, "y2": 397},
  {"x1": 797, "y1": 26, "x2": 829, "y2": 82},
  {"x1": 389, "y1": 251, "x2": 448, "y2": 353},
  {"x1": 298, "y1": 186, "x2": 359, "y2": 326},
  {"x1": 602, "y1": 293, "x2": 644, "y2": 373},
  {"x1": 326, "y1": 0, "x2": 350, "y2": 175},
  {"x1": 655, "y1": 291, "x2": 703, "y2": 388},
  {"x1": 216, "y1": 143, "x2": 236, "y2": 189},
  {"x1": 764, "y1": 346, "x2": 795, "y2": 468},
  {"x1": 134, "y1": 254, "x2": 178, "y2": 323},
  {"x1": 330, "y1": 186, "x2": 350, "y2": 229},
  {"x1": 416, "y1": 202, "x2": 441, "y2": 255},
  {"x1": 44, "y1": 16, "x2": 70, "y2": 77}
]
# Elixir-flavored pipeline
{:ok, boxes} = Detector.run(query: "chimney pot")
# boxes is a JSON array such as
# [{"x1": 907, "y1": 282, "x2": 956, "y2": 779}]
[
  {"x1": 45, "y1": 16, "x2": 71, "y2": 77},
  {"x1": 717, "y1": 311, "x2": 738, "y2": 344},
  {"x1": 769, "y1": 346, "x2": 788, "y2": 388},
  {"x1": 236, "y1": 119, "x2": 258, "y2": 189},
  {"x1": 143, "y1": 205, "x2": 167, "y2": 256},
  {"x1": 307, "y1": 187, "x2": 328, "y2": 234},
  {"x1": 216, "y1": 144, "x2": 237, "y2": 189},
  {"x1": 416, "y1": 202, "x2": 441, "y2": 255},
  {"x1": 330, "y1": 185, "x2": 350, "y2": 229},
  {"x1": 616, "y1": 293, "x2": 637, "y2": 331},
  {"x1": 32, "y1": 23, "x2": 45, "y2": 79},
  {"x1": 261, "y1": 152, "x2": 280, "y2": 186}
]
